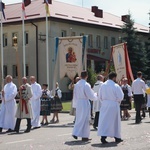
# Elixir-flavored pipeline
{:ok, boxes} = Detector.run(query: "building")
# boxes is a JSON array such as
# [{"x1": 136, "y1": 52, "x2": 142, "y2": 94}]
[{"x1": 1, "y1": 0, "x2": 149, "y2": 99}]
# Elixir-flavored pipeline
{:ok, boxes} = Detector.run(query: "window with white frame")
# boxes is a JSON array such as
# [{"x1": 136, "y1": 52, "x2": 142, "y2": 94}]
[
  {"x1": 61, "y1": 30, "x2": 67, "y2": 37},
  {"x1": 3, "y1": 33, "x2": 8, "y2": 47},
  {"x1": 96, "y1": 35, "x2": 101, "y2": 48},
  {"x1": 88, "y1": 34, "x2": 93, "y2": 47},
  {"x1": 111, "y1": 37, "x2": 116, "y2": 46},
  {"x1": 3, "y1": 65, "x2": 7, "y2": 78},
  {"x1": 26, "y1": 64, "x2": 29, "y2": 76},
  {"x1": 25, "y1": 32, "x2": 29, "y2": 45},
  {"x1": 104, "y1": 36, "x2": 108, "y2": 49},
  {"x1": 12, "y1": 65, "x2": 18, "y2": 78}
]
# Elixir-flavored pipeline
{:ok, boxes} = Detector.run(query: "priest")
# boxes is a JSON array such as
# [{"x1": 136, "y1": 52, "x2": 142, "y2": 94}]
[
  {"x1": 72, "y1": 71, "x2": 97, "y2": 141},
  {"x1": 97, "y1": 72, "x2": 124, "y2": 144},
  {"x1": 14, "y1": 77, "x2": 33, "y2": 133},
  {"x1": 30, "y1": 76, "x2": 42, "y2": 129},
  {"x1": 0, "y1": 75, "x2": 17, "y2": 133}
]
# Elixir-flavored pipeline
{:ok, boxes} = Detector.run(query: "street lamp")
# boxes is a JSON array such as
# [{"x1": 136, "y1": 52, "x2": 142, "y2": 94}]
[{"x1": 13, "y1": 35, "x2": 18, "y2": 48}]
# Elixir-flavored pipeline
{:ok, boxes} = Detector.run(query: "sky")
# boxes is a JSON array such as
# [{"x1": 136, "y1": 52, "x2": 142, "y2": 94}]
[{"x1": 4, "y1": 0, "x2": 150, "y2": 27}]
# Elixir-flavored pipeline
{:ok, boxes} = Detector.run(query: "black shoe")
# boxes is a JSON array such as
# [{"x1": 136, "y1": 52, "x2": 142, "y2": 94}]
[
  {"x1": 72, "y1": 135, "x2": 78, "y2": 139},
  {"x1": 101, "y1": 137, "x2": 108, "y2": 144},
  {"x1": 82, "y1": 138, "x2": 92, "y2": 142},
  {"x1": 14, "y1": 129, "x2": 19, "y2": 133},
  {"x1": 6, "y1": 129, "x2": 14, "y2": 133},
  {"x1": 115, "y1": 137, "x2": 123, "y2": 143},
  {"x1": 24, "y1": 129, "x2": 30, "y2": 133}
]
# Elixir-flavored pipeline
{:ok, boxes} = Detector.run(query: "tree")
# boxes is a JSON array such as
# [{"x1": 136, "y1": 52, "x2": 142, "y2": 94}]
[{"x1": 122, "y1": 14, "x2": 149, "y2": 77}]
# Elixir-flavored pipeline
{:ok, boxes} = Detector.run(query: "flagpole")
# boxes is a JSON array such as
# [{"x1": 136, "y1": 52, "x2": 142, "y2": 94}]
[
  {"x1": 46, "y1": 13, "x2": 49, "y2": 85},
  {"x1": 22, "y1": 0, "x2": 26, "y2": 77},
  {"x1": 0, "y1": 5, "x2": 4, "y2": 88}
]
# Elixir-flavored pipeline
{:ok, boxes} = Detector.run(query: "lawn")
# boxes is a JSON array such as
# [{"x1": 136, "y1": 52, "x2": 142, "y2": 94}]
[{"x1": 62, "y1": 101, "x2": 71, "y2": 112}]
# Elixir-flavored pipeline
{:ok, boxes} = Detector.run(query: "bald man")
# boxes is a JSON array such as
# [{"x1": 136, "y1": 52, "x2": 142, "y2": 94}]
[
  {"x1": 14, "y1": 77, "x2": 33, "y2": 133},
  {"x1": 0, "y1": 75, "x2": 17, "y2": 133},
  {"x1": 30, "y1": 76, "x2": 42, "y2": 129}
]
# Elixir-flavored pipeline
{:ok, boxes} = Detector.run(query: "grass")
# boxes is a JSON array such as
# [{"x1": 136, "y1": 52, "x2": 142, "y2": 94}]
[{"x1": 62, "y1": 101, "x2": 71, "y2": 111}]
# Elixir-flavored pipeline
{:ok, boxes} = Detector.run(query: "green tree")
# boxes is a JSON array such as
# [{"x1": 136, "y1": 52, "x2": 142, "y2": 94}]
[
  {"x1": 122, "y1": 14, "x2": 148, "y2": 76},
  {"x1": 87, "y1": 67, "x2": 97, "y2": 88}
]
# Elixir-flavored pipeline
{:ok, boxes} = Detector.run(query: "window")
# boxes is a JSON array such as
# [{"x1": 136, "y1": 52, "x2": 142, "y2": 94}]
[
  {"x1": 104, "y1": 36, "x2": 108, "y2": 49},
  {"x1": 80, "y1": 33, "x2": 84, "y2": 36},
  {"x1": 111, "y1": 37, "x2": 116, "y2": 46},
  {"x1": 26, "y1": 64, "x2": 29, "y2": 76},
  {"x1": 3, "y1": 33, "x2": 8, "y2": 47},
  {"x1": 25, "y1": 32, "x2": 29, "y2": 45},
  {"x1": 12, "y1": 65, "x2": 18, "y2": 78},
  {"x1": 12, "y1": 32, "x2": 18, "y2": 46},
  {"x1": 3, "y1": 65, "x2": 7, "y2": 78},
  {"x1": 61, "y1": 30, "x2": 67, "y2": 37},
  {"x1": 96, "y1": 35, "x2": 101, "y2": 48},
  {"x1": 88, "y1": 34, "x2": 93, "y2": 47},
  {"x1": 71, "y1": 32, "x2": 76, "y2": 36}
]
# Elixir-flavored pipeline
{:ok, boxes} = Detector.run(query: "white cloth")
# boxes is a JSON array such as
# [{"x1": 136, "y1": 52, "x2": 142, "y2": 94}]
[
  {"x1": 30, "y1": 82, "x2": 42, "y2": 127},
  {"x1": 0, "y1": 82, "x2": 17, "y2": 130},
  {"x1": 132, "y1": 78, "x2": 146, "y2": 95},
  {"x1": 121, "y1": 84, "x2": 132, "y2": 97},
  {"x1": 93, "y1": 80, "x2": 103, "y2": 112},
  {"x1": 97, "y1": 79, "x2": 124, "y2": 138},
  {"x1": 72, "y1": 79, "x2": 97, "y2": 138},
  {"x1": 56, "y1": 87, "x2": 62, "y2": 99}
]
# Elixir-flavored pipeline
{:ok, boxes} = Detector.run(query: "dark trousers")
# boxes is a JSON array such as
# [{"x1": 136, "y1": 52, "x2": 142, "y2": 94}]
[
  {"x1": 134, "y1": 94, "x2": 143, "y2": 123},
  {"x1": 93, "y1": 112, "x2": 99, "y2": 127},
  {"x1": 15, "y1": 118, "x2": 31, "y2": 131}
]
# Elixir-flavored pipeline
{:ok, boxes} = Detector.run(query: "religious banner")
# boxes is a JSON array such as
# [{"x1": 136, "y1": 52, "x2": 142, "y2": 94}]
[
  {"x1": 57, "y1": 36, "x2": 86, "y2": 80},
  {"x1": 112, "y1": 43, "x2": 134, "y2": 82},
  {"x1": 40, "y1": 98, "x2": 51, "y2": 116}
]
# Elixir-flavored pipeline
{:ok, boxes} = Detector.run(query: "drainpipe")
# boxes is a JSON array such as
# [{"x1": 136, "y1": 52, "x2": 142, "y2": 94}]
[{"x1": 31, "y1": 22, "x2": 39, "y2": 82}]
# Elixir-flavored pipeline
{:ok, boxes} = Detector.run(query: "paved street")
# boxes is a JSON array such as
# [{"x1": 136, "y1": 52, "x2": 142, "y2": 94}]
[{"x1": 1, "y1": 110, "x2": 150, "y2": 150}]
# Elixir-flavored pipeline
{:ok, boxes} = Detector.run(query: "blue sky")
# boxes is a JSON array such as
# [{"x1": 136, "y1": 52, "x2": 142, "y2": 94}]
[{"x1": 5, "y1": 0, "x2": 150, "y2": 26}]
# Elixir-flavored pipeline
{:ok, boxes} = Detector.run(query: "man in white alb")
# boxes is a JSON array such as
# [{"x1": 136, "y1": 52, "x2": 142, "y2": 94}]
[
  {"x1": 0, "y1": 75, "x2": 17, "y2": 133},
  {"x1": 72, "y1": 71, "x2": 97, "y2": 141},
  {"x1": 30, "y1": 76, "x2": 42, "y2": 129},
  {"x1": 98, "y1": 72, "x2": 124, "y2": 144}
]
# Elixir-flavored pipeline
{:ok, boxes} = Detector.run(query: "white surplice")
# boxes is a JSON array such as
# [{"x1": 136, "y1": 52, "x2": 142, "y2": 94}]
[
  {"x1": 72, "y1": 79, "x2": 97, "y2": 138},
  {"x1": 97, "y1": 80, "x2": 124, "y2": 138},
  {"x1": 30, "y1": 82, "x2": 42, "y2": 127},
  {"x1": 0, "y1": 82, "x2": 17, "y2": 130},
  {"x1": 93, "y1": 81, "x2": 103, "y2": 112}
]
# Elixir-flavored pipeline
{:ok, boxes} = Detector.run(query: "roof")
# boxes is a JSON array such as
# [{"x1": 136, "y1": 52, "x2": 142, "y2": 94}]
[{"x1": 3, "y1": 0, "x2": 149, "y2": 33}]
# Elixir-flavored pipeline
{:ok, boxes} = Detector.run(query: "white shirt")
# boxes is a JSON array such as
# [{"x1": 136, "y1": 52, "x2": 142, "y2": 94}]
[{"x1": 132, "y1": 78, "x2": 146, "y2": 95}]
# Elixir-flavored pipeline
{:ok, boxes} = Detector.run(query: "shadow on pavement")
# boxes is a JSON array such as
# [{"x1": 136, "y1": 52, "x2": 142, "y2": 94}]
[
  {"x1": 42, "y1": 124, "x2": 74, "y2": 128},
  {"x1": 91, "y1": 142, "x2": 118, "y2": 148},
  {"x1": 144, "y1": 121, "x2": 150, "y2": 123},
  {"x1": 65, "y1": 140, "x2": 91, "y2": 146},
  {"x1": 8, "y1": 132, "x2": 24, "y2": 135}
]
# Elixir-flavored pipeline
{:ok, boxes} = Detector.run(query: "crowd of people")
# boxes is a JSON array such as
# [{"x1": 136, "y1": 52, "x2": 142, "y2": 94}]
[
  {"x1": 0, "y1": 75, "x2": 62, "y2": 133},
  {"x1": 71, "y1": 70, "x2": 149, "y2": 144},
  {"x1": 0, "y1": 70, "x2": 149, "y2": 145}
]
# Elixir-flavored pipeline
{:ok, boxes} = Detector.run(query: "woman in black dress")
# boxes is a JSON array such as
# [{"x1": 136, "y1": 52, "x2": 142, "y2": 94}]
[{"x1": 120, "y1": 78, "x2": 132, "y2": 120}]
